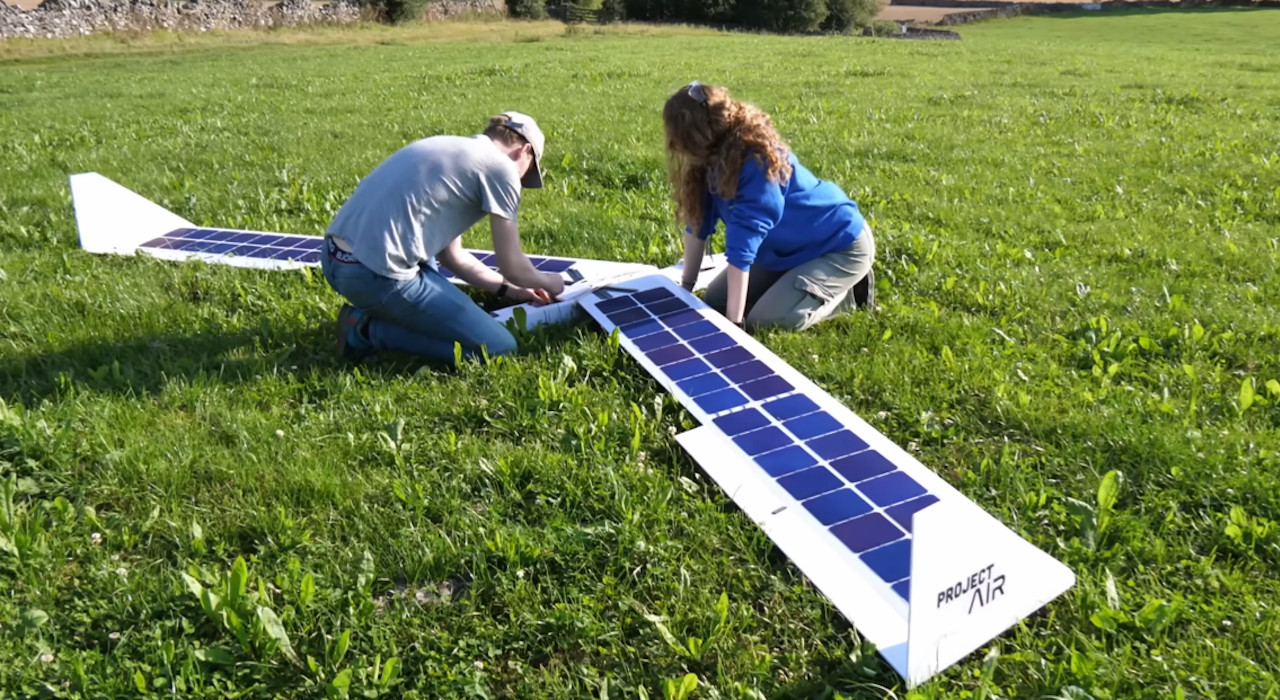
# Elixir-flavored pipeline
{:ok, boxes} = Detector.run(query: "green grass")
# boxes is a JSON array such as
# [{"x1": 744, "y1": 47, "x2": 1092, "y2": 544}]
[{"x1": 2, "y1": 8, "x2": 1279, "y2": 699}]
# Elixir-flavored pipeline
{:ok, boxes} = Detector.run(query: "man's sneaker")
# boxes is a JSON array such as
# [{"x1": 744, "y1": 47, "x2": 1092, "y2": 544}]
[{"x1": 336, "y1": 304, "x2": 372, "y2": 360}]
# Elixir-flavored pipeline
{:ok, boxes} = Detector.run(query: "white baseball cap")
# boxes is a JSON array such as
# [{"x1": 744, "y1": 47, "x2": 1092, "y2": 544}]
[{"x1": 500, "y1": 111, "x2": 545, "y2": 189}]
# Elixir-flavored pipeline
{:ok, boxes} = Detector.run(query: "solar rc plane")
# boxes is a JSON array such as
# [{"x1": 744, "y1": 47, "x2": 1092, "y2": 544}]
[{"x1": 70, "y1": 171, "x2": 1075, "y2": 688}]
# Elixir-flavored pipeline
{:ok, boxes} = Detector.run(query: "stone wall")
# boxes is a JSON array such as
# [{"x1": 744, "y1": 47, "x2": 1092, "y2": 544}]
[
  {"x1": 933, "y1": 5, "x2": 1023, "y2": 25},
  {"x1": 1, "y1": 0, "x2": 363, "y2": 40}
]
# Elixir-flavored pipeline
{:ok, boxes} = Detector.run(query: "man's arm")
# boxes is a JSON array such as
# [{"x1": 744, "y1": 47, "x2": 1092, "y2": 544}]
[
  {"x1": 490, "y1": 214, "x2": 564, "y2": 296},
  {"x1": 436, "y1": 238, "x2": 504, "y2": 292},
  {"x1": 437, "y1": 238, "x2": 553, "y2": 306}
]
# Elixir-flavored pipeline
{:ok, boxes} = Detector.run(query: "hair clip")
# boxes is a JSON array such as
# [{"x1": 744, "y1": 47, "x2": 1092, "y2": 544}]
[{"x1": 688, "y1": 81, "x2": 708, "y2": 105}]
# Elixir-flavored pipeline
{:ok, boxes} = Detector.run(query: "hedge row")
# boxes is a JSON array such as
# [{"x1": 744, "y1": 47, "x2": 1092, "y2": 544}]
[{"x1": 512, "y1": 0, "x2": 881, "y2": 33}]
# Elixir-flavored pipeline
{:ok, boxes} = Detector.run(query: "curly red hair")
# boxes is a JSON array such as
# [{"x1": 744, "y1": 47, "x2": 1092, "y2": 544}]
[{"x1": 663, "y1": 83, "x2": 792, "y2": 234}]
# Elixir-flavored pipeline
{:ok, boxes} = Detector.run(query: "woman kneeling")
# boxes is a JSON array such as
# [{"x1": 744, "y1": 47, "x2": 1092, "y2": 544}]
[{"x1": 665, "y1": 81, "x2": 875, "y2": 331}]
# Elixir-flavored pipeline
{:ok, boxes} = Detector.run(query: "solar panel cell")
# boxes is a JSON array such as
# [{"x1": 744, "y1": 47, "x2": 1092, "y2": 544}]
[
  {"x1": 620, "y1": 319, "x2": 665, "y2": 339},
  {"x1": 704, "y1": 346, "x2": 754, "y2": 369},
  {"x1": 722, "y1": 360, "x2": 771, "y2": 384},
  {"x1": 677, "y1": 372, "x2": 730, "y2": 398},
  {"x1": 646, "y1": 344, "x2": 695, "y2": 367},
  {"x1": 754, "y1": 445, "x2": 818, "y2": 477},
  {"x1": 801, "y1": 487, "x2": 874, "y2": 526},
  {"x1": 712, "y1": 408, "x2": 771, "y2": 436},
  {"x1": 672, "y1": 320, "x2": 719, "y2": 341},
  {"x1": 829, "y1": 450, "x2": 895, "y2": 483},
  {"x1": 829, "y1": 512, "x2": 904, "y2": 553},
  {"x1": 535, "y1": 258, "x2": 575, "y2": 273},
  {"x1": 740, "y1": 375, "x2": 795, "y2": 401},
  {"x1": 595, "y1": 296, "x2": 639, "y2": 314},
  {"x1": 783, "y1": 412, "x2": 843, "y2": 440},
  {"x1": 857, "y1": 472, "x2": 928, "y2": 508},
  {"x1": 693, "y1": 387, "x2": 749, "y2": 414},
  {"x1": 762, "y1": 394, "x2": 820, "y2": 421},
  {"x1": 646, "y1": 298, "x2": 688, "y2": 317},
  {"x1": 632, "y1": 331, "x2": 679, "y2": 352},
  {"x1": 777, "y1": 465, "x2": 843, "y2": 500},
  {"x1": 251, "y1": 235, "x2": 290, "y2": 247},
  {"x1": 808, "y1": 430, "x2": 870, "y2": 461},
  {"x1": 891, "y1": 579, "x2": 911, "y2": 602},
  {"x1": 607, "y1": 307, "x2": 652, "y2": 326},
  {"x1": 633, "y1": 287, "x2": 676, "y2": 304},
  {"x1": 191, "y1": 240, "x2": 227, "y2": 253},
  {"x1": 664, "y1": 357, "x2": 713, "y2": 381},
  {"x1": 732, "y1": 426, "x2": 793, "y2": 456},
  {"x1": 861, "y1": 539, "x2": 911, "y2": 584},
  {"x1": 689, "y1": 333, "x2": 735, "y2": 354},
  {"x1": 659, "y1": 309, "x2": 703, "y2": 329}
]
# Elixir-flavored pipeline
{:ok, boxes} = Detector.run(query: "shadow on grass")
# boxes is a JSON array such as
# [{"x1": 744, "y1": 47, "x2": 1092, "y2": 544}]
[{"x1": 0, "y1": 313, "x2": 584, "y2": 404}]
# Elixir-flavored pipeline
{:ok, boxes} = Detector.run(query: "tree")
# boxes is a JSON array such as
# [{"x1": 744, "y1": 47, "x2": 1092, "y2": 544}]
[
  {"x1": 821, "y1": 0, "x2": 878, "y2": 32},
  {"x1": 737, "y1": 0, "x2": 828, "y2": 33}
]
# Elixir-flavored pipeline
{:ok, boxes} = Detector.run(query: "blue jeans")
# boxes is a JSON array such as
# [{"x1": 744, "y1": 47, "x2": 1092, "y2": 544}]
[{"x1": 320, "y1": 240, "x2": 518, "y2": 364}]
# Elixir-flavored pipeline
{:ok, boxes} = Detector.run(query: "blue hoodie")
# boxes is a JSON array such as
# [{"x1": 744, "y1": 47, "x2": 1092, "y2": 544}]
[{"x1": 689, "y1": 151, "x2": 865, "y2": 272}]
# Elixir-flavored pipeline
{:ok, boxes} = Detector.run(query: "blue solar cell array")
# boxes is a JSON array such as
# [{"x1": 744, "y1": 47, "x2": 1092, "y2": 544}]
[
  {"x1": 141, "y1": 228, "x2": 579, "y2": 275},
  {"x1": 141, "y1": 227, "x2": 324, "y2": 264},
  {"x1": 595, "y1": 285, "x2": 941, "y2": 602},
  {"x1": 436, "y1": 252, "x2": 576, "y2": 278}
]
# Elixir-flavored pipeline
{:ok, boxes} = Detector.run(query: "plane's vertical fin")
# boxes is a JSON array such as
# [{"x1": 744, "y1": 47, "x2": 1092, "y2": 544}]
[
  {"x1": 905, "y1": 500, "x2": 1076, "y2": 687},
  {"x1": 69, "y1": 172, "x2": 195, "y2": 254}
]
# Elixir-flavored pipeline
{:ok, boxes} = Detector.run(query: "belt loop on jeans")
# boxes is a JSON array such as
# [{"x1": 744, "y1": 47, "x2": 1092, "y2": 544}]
[{"x1": 326, "y1": 235, "x2": 360, "y2": 264}]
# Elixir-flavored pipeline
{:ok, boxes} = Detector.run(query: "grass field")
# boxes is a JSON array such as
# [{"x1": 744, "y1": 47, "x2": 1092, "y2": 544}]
[{"x1": 2, "y1": 8, "x2": 1280, "y2": 699}]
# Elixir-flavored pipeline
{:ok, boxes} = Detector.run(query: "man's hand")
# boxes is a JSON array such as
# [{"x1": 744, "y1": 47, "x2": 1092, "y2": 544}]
[
  {"x1": 540, "y1": 272, "x2": 565, "y2": 299},
  {"x1": 507, "y1": 286, "x2": 553, "y2": 306}
]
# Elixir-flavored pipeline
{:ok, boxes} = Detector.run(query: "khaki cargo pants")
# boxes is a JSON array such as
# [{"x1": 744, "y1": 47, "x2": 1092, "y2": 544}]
[{"x1": 703, "y1": 226, "x2": 875, "y2": 332}]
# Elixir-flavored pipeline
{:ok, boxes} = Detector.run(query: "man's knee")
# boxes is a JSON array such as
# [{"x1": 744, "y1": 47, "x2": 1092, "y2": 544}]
[{"x1": 479, "y1": 329, "x2": 519, "y2": 358}]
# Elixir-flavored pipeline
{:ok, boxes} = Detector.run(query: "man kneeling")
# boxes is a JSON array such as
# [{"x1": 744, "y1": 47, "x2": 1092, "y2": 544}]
[{"x1": 321, "y1": 112, "x2": 565, "y2": 364}]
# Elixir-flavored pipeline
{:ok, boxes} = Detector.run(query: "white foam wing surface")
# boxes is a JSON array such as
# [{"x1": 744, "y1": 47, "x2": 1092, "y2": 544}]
[
  {"x1": 578, "y1": 274, "x2": 1074, "y2": 687},
  {"x1": 67, "y1": 172, "x2": 726, "y2": 328}
]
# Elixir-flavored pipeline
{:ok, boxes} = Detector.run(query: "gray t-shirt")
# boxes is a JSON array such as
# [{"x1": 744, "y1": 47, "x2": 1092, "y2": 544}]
[{"x1": 326, "y1": 135, "x2": 522, "y2": 280}]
